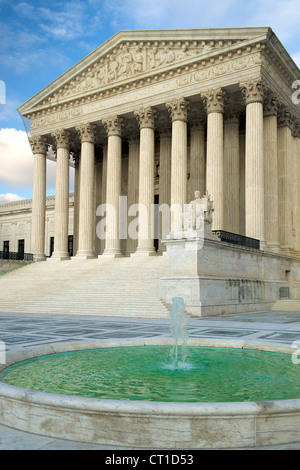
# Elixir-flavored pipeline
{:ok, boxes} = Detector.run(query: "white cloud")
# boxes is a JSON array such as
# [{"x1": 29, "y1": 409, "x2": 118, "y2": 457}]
[
  {"x1": 0, "y1": 193, "x2": 25, "y2": 204},
  {"x1": 0, "y1": 128, "x2": 34, "y2": 188},
  {"x1": 0, "y1": 128, "x2": 73, "y2": 199}
]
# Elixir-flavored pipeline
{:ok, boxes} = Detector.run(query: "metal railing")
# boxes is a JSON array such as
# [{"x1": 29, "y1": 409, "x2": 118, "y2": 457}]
[
  {"x1": 212, "y1": 230, "x2": 260, "y2": 250},
  {"x1": 0, "y1": 251, "x2": 34, "y2": 262}
]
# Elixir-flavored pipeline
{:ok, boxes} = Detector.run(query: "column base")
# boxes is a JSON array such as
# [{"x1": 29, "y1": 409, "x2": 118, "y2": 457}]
[
  {"x1": 264, "y1": 243, "x2": 281, "y2": 254},
  {"x1": 75, "y1": 251, "x2": 96, "y2": 260},
  {"x1": 101, "y1": 249, "x2": 124, "y2": 258},
  {"x1": 33, "y1": 254, "x2": 46, "y2": 262},
  {"x1": 131, "y1": 250, "x2": 158, "y2": 257},
  {"x1": 48, "y1": 252, "x2": 70, "y2": 261}
]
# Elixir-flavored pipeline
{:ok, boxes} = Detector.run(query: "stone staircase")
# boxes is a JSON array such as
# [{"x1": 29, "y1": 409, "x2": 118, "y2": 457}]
[
  {"x1": 0, "y1": 255, "x2": 170, "y2": 318},
  {"x1": 271, "y1": 299, "x2": 300, "y2": 312}
]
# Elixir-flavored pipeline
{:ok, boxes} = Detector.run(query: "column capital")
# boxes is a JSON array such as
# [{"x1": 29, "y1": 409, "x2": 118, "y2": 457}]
[
  {"x1": 293, "y1": 119, "x2": 300, "y2": 139},
  {"x1": 51, "y1": 129, "x2": 72, "y2": 149},
  {"x1": 134, "y1": 106, "x2": 156, "y2": 129},
  {"x1": 166, "y1": 97, "x2": 189, "y2": 122},
  {"x1": 202, "y1": 88, "x2": 227, "y2": 114},
  {"x1": 263, "y1": 93, "x2": 280, "y2": 117},
  {"x1": 29, "y1": 135, "x2": 48, "y2": 155},
  {"x1": 102, "y1": 116, "x2": 124, "y2": 137},
  {"x1": 76, "y1": 123, "x2": 97, "y2": 144},
  {"x1": 277, "y1": 106, "x2": 295, "y2": 130},
  {"x1": 240, "y1": 77, "x2": 265, "y2": 105}
]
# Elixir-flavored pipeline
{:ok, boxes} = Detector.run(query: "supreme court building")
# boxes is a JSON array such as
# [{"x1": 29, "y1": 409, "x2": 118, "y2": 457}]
[{"x1": 17, "y1": 27, "x2": 300, "y2": 264}]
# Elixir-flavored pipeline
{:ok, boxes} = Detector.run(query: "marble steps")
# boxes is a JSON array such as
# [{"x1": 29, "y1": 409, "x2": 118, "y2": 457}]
[
  {"x1": 0, "y1": 256, "x2": 170, "y2": 318},
  {"x1": 271, "y1": 299, "x2": 300, "y2": 311}
]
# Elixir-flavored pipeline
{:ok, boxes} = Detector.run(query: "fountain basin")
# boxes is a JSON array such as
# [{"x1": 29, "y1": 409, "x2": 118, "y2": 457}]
[{"x1": 1, "y1": 338, "x2": 300, "y2": 449}]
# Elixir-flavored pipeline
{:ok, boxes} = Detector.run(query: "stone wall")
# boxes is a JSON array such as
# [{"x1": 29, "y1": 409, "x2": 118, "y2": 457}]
[{"x1": 160, "y1": 234, "x2": 298, "y2": 316}]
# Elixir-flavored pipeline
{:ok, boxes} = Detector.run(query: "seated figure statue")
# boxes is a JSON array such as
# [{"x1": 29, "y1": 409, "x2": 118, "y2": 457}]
[{"x1": 183, "y1": 190, "x2": 214, "y2": 231}]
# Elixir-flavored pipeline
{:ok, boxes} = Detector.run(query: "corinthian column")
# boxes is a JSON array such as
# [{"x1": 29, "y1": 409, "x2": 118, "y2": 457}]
[
  {"x1": 277, "y1": 107, "x2": 294, "y2": 254},
  {"x1": 166, "y1": 97, "x2": 189, "y2": 233},
  {"x1": 158, "y1": 125, "x2": 172, "y2": 252},
  {"x1": 134, "y1": 106, "x2": 156, "y2": 255},
  {"x1": 263, "y1": 94, "x2": 280, "y2": 251},
  {"x1": 126, "y1": 134, "x2": 139, "y2": 255},
  {"x1": 29, "y1": 135, "x2": 47, "y2": 261},
  {"x1": 51, "y1": 129, "x2": 71, "y2": 260},
  {"x1": 102, "y1": 116, "x2": 123, "y2": 257},
  {"x1": 224, "y1": 113, "x2": 240, "y2": 233},
  {"x1": 240, "y1": 78, "x2": 265, "y2": 243},
  {"x1": 189, "y1": 120, "x2": 206, "y2": 200},
  {"x1": 202, "y1": 88, "x2": 226, "y2": 231},
  {"x1": 76, "y1": 123, "x2": 97, "y2": 259}
]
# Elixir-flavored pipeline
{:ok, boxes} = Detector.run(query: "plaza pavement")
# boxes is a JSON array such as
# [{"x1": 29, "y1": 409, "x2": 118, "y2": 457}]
[{"x1": 1, "y1": 309, "x2": 300, "y2": 450}]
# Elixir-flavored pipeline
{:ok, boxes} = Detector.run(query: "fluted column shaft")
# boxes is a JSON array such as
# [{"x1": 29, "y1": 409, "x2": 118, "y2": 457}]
[
  {"x1": 189, "y1": 121, "x2": 205, "y2": 200},
  {"x1": 167, "y1": 98, "x2": 188, "y2": 233},
  {"x1": 103, "y1": 116, "x2": 123, "y2": 256},
  {"x1": 158, "y1": 128, "x2": 172, "y2": 251},
  {"x1": 241, "y1": 79, "x2": 265, "y2": 242},
  {"x1": 203, "y1": 88, "x2": 226, "y2": 231},
  {"x1": 224, "y1": 115, "x2": 240, "y2": 233},
  {"x1": 278, "y1": 109, "x2": 294, "y2": 254},
  {"x1": 294, "y1": 125, "x2": 300, "y2": 254},
  {"x1": 263, "y1": 95, "x2": 279, "y2": 251},
  {"x1": 29, "y1": 136, "x2": 47, "y2": 261},
  {"x1": 73, "y1": 153, "x2": 80, "y2": 256},
  {"x1": 126, "y1": 135, "x2": 139, "y2": 255},
  {"x1": 76, "y1": 123, "x2": 96, "y2": 259},
  {"x1": 51, "y1": 130, "x2": 71, "y2": 260},
  {"x1": 134, "y1": 107, "x2": 156, "y2": 254}
]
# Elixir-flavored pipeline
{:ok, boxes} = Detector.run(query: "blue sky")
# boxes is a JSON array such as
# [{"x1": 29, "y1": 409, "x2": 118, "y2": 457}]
[{"x1": 0, "y1": 0, "x2": 300, "y2": 202}]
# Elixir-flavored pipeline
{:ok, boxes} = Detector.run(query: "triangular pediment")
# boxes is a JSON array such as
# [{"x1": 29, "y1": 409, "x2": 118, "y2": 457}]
[{"x1": 19, "y1": 28, "x2": 272, "y2": 115}]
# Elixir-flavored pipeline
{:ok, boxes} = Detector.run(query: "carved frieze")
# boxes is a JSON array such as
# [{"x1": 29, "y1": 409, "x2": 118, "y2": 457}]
[{"x1": 49, "y1": 40, "x2": 231, "y2": 103}]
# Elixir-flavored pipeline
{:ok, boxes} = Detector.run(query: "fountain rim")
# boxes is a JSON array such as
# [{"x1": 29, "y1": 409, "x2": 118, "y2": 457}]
[{"x1": 1, "y1": 337, "x2": 300, "y2": 416}]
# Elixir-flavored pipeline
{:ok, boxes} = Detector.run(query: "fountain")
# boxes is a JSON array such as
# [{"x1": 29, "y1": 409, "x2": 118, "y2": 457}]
[
  {"x1": 0, "y1": 301, "x2": 300, "y2": 448},
  {"x1": 169, "y1": 296, "x2": 189, "y2": 368}
]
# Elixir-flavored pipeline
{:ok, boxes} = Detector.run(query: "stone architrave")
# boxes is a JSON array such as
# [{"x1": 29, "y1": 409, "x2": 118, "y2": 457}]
[
  {"x1": 50, "y1": 129, "x2": 71, "y2": 260},
  {"x1": 76, "y1": 123, "x2": 97, "y2": 259},
  {"x1": 134, "y1": 106, "x2": 156, "y2": 255},
  {"x1": 29, "y1": 135, "x2": 48, "y2": 261},
  {"x1": 166, "y1": 97, "x2": 189, "y2": 233},
  {"x1": 102, "y1": 116, "x2": 124, "y2": 257},
  {"x1": 202, "y1": 88, "x2": 226, "y2": 231},
  {"x1": 240, "y1": 77, "x2": 265, "y2": 243}
]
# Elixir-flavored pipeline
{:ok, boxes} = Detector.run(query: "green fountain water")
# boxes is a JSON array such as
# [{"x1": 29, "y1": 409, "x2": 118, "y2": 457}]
[{"x1": 1, "y1": 298, "x2": 300, "y2": 402}]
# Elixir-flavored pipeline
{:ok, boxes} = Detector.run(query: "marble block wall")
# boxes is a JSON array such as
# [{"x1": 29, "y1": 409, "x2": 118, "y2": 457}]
[{"x1": 160, "y1": 234, "x2": 299, "y2": 316}]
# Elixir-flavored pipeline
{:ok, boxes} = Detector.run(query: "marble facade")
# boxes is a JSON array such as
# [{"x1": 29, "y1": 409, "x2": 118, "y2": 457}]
[{"x1": 15, "y1": 28, "x2": 300, "y2": 262}]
